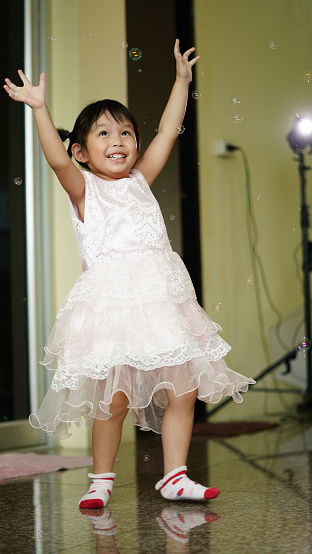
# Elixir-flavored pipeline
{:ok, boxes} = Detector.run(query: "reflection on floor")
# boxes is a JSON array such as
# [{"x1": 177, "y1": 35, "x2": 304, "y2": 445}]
[{"x1": 0, "y1": 417, "x2": 312, "y2": 553}]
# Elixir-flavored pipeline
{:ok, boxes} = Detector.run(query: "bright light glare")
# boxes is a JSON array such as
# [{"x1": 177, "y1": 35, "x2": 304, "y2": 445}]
[{"x1": 297, "y1": 118, "x2": 312, "y2": 136}]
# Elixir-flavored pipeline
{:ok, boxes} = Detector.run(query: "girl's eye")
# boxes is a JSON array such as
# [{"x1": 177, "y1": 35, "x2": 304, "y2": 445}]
[
  {"x1": 99, "y1": 131, "x2": 108, "y2": 136},
  {"x1": 122, "y1": 131, "x2": 131, "y2": 136}
]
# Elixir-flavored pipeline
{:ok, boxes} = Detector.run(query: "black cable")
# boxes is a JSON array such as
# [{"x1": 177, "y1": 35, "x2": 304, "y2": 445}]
[{"x1": 233, "y1": 145, "x2": 296, "y2": 414}]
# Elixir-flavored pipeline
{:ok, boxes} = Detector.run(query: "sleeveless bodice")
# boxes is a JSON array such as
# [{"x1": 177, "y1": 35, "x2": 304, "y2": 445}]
[{"x1": 68, "y1": 169, "x2": 172, "y2": 270}]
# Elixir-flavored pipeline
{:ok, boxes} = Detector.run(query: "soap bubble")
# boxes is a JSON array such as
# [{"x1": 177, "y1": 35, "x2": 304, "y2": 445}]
[
  {"x1": 170, "y1": 215, "x2": 176, "y2": 220},
  {"x1": 269, "y1": 41, "x2": 277, "y2": 49},
  {"x1": 120, "y1": 41, "x2": 128, "y2": 48},
  {"x1": 297, "y1": 337, "x2": 311, "y2": 352},
  {"x1": 231, "y1": 114, "x2": 243, "y2": 124},
  {"x1": 14, "y1": 177, "x2": 22, "y2": 186},
  {"x1": 48, "y1": 35, "x2": 56, "y2": 42},
  {"x1": 192, "y1": 90, "x2": 201, "y2": 99},
  {"x1": 213, "y1": 302, "x2": 222, "y2": 313},
  {"x1": 129, "y1": 47, "x2": 142, "y2": 61},
  {"x1": 257, "y1": 196, "x2": 261, "y2": 201},
  {"x1": 304, "y1": 71, "x2": 312, "y2": 83},
  {"x1": 177, "y1": 125, "x2": 185, "y2": 134},
  {"x1": 231, "y1": 97, "x2": 241, "y2": 105},
  {"x1": 69, "y1": 75, "x2": 76, "y2": 80},
  {"x1": 138, "y1": 68, "x2": 143, "y2": 73},
  {"x1": 245, "y1": 276, "x2": 254, "y2": 286},
  {"x1": 143, "y1": 454, "x2": 150, "y2": 462}
]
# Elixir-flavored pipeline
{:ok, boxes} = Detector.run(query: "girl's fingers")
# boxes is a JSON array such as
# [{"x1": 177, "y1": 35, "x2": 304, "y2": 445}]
[
  {"x1": 17, "y1": 69, "x2": 30, "y2": 86},
  {"x1": 174, "y1": 39, "x2": 181, "y2": 58},
  {"x1": 182, "y1": 47, "x2": 196, "y2": 59},
  {"x1": 189, "y1": 55, "x2": 200, "y2": 67},
  {"x1": 4, "y1": 78, "x2": 18, "y2": 92},
  {"x1": 39, "y1": 72, "x2": 46, "y2": 87}
]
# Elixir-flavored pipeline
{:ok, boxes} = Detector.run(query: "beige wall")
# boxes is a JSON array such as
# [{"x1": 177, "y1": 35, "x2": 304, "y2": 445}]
[{"x1": 194, "y1": 0, "x2": 312, "y2": 419}]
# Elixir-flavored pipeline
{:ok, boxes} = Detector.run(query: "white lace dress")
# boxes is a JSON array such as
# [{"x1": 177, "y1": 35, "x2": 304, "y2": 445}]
[{"x1": 30, "y1": 169, "x2": 255, "y2": 438}]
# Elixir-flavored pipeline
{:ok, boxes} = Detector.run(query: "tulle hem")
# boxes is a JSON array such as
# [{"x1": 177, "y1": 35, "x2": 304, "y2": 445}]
[{"x1": 29, "y1": 359, "x2": 256, "y2": 439}]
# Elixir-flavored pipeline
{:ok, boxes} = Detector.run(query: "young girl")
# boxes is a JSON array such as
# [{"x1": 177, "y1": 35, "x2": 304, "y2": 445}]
[{"x1": 4, "y1": 39, "x2": 255, "y2": 509}]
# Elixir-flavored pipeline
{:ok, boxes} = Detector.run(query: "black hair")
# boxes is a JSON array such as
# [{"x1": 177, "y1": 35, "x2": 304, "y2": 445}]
[{"x1": 57, "y1": 99, "x2": 141, "y2": 170}]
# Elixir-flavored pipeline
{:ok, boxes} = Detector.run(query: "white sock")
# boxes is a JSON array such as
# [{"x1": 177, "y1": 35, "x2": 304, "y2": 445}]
[
  {"x1": 79, "y1": 472, "x2": 116, "y2": 509},
  {"x1": 155, "y1": 466, "x2": 220, "y2": 500},
  {"x1": 157, "y1": 508, "x2": 221, "y2": 543}
]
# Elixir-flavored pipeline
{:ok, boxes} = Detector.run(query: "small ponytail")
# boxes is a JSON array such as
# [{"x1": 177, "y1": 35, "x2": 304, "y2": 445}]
[
  {"x1": 57, "y1": 128, "x2": 73, "y2": 158},
  {"x1": 58, "y1": 128, "x2": 71, "y2": 142}
]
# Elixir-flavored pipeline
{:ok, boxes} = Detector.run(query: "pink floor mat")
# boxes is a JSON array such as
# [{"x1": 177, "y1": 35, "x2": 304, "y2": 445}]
[{"x1": 0, "y1": 452, "x2": 93, "y2": 481}]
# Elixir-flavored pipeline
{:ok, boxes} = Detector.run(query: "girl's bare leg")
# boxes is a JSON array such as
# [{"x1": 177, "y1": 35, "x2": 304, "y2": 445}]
[
  {"x1": 92, "y1": 391, "x2": 129, "y2": 473},
  {"x1": 161, "y1": 388, "x2": 198, "y2": 475},
  {"x1": 158, "y1": 388, "x2": 220, "y2": 500}
]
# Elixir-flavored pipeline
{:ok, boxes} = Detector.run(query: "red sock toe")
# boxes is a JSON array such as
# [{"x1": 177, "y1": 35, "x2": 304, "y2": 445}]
[
  {"x1": 79, "y1": 499, "x2": 104, "y2": 509},
  {"x1": 204, "y1": 487, "x2": 220, "y2": 499}
]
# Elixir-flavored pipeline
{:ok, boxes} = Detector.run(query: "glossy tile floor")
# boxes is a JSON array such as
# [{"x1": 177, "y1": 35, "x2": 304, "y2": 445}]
[{"x1": 0, "y1": 416, "x2": 312, "y2": 553}]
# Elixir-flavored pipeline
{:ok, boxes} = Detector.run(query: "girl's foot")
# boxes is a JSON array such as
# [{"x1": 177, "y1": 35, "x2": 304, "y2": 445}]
[
  {"x1": 155, "y1": 466, "x2": 220, "y2": 500},
  {"x1": 79, "y1": 472, "x2": 116, "y2": 509}
]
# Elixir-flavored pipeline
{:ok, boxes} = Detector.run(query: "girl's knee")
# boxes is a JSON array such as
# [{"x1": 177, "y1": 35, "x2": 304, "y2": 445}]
[{"x1": 111, "y1": 392, "x2": 129, "y2": 419}]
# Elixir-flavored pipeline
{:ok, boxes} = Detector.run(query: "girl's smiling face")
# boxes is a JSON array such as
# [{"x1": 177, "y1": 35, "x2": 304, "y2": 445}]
[{"x1": 73, "y1": 111, "x2": 139, "y2": 180}]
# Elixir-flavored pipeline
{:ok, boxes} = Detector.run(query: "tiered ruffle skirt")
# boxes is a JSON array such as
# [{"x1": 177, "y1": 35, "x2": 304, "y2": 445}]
[{"x1": 30, "y1": 251, "x2": 255, "y2": 438}]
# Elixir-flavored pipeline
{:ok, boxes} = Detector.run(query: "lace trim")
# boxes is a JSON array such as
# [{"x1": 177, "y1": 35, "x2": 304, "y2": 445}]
[
  {"x1": 47, "y1": 335, "x2": 231, "y2": 392},
  {"x1": 56, "y1": 253, "x2": 196, "y2": 317}
]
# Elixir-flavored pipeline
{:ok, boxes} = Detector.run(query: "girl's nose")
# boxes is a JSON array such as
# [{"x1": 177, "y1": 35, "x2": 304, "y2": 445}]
[{"x1": 112, "y1": 135, "x2": 123, "y2": 147}]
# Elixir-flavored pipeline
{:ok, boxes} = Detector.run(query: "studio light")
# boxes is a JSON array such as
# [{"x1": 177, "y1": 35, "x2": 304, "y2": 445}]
[
  {"x1": 287, "y1": 115, "x2": 312, "y2": 153},
  {"x1": 285, "y1": 116, "x2": 312, "y2": 411}
]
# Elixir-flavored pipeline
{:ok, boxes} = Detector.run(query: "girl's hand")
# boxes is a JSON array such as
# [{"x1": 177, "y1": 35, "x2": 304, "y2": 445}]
[
  {"x1": 3, "y1": 70, "x2": 46, "y2": 110},
  {"x1": 174, "y1": 39, "x2": 200, "y2": 83}
]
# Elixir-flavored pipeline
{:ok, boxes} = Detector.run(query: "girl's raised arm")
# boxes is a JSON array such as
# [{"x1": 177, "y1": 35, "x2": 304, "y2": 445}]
[
  {"x1": 135, "y1": 39, "x2": 200, "y2": 186},
  {"x1": 3, "y1": 70, "x2": 85, "y2": 203}
]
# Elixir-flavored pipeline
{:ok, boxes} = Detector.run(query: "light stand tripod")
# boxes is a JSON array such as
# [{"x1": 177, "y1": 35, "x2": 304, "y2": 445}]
[
  {"x1": 291, "y1": 147, "x2": 312, "y2": 411},
  {"x1": 197, "y1": 118, "x2": 312, "y2": 423}
]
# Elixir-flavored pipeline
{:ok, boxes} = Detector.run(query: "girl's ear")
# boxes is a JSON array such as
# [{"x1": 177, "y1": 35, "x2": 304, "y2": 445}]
[{"x1": 71, "y1": 143, "x2": 89, "y2": 163}]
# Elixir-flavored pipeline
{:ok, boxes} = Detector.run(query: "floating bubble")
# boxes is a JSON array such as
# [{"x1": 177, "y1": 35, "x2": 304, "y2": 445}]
[
  {"x1": 143, "y1": 454, "x2": 150, "y2": 462},
  {"x1": 162, "y1": 189, "x2": 166, "y2": 193},
  {"x1": 48, "y1": 35, "x2": 56, "y2": 42},
  {"x1": 231, "y1": 114, "x2": 243, "y2": 124},
  {"x1": 293, "y1": 227, "x2": 296, "y2": 231},
  {"x1": 14, "y1": 177, "x2": 22, "y2": 186},
  {"x1": 257, "y1": 196, "x2": 261, "y2": 201},
  {"x1": 138, "y1": 68, "x2": 143, "y2": 73},
  {"x1": 231, "y1": 97, "x2": 241, "y2": 105},
  {"x1": 245, "y1": 275, "x2": 254, "y2": 286},
  {"x1": 297, "y1": 337, "x2": 312, "y2": 352},
  {"x1": 269, "y1": 40, "x2": 277, "y2": 49},
  {"x1": 69, "y1": 75, "x2": 76, "y2": 80},
  {"x1": 177, "y1": 125, "x2": 185, "y2": 134},
  {"x1": 213, "y1": 302, "x2": 222, "y2": 313},
  {"x1": 192, "y1": 90, "x2": 201, "y2": 99},
  {"x1": 304, "y1": 71, "x2": 312, "y2": 83},
  {"x1": 170, "y1": 215, "x2": 176, "y2": 220},
  {"x1": 120, "y1": 41, "x2": 128, "y2": 48},
  {"x1": 129, "y1": 47, "x2": 142, "y2": 61}
]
